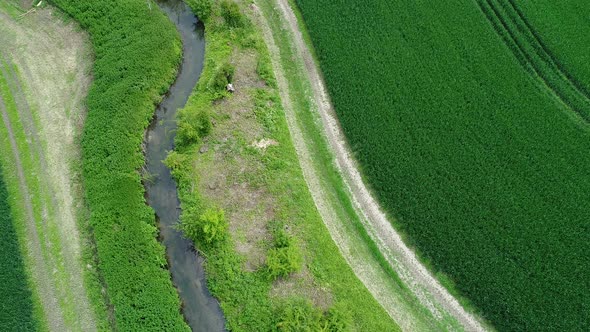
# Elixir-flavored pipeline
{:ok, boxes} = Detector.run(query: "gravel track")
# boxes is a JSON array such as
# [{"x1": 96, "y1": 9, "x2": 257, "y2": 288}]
[{"x1": 255, "y1": 0, "x2": 489, "y2": 330}]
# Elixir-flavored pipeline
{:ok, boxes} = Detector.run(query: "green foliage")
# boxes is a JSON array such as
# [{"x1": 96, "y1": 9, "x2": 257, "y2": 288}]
[
  {"x1": 0, "y1": 172, "x2": 36, "y2": 331},
  {"x1": 266, "y1": 228, "x2": 302, "y2": 279},
  {"x1": 295, "y1": 0, "x2": 590, "y2": 330},
  {"x1": 257, "y1": 51, "x2": 277, "y2": 87},
  {"x1": 186, "y1": 0, "x2": 212, "y2": 21},
  {"x1": 275, "y1": 299, "x2": 350, "y2": 332},
  {"x1": 176, "y1": 100, "x2": 211, "y2": 148},
  {"x1": 181, "y1": 207, "x2": 228, "y2": 245},
  {"x1": 220, "y1": 0, "x2": 244, "y2": 28},
  {"x1": 210, "y1": 61, "x2": 236, "y2": 92},
  {"x1": 47, "y1": 0, "x2": 188, "y2": 330}
]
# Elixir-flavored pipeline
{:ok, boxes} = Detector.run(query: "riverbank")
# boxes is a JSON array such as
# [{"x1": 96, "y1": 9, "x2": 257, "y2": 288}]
[
  {"x1": 49, "y1": 0, "x2": 190, "y2": 329},
  {"x1": 145, "y1": 1, "x2": 225, "y2": 330},
  {"x1": 168, "y1": 0, "x2": 398, "y2": 330}
]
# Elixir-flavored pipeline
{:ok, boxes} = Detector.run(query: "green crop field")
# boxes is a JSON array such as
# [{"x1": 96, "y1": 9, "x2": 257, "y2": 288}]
[
  {"x1": 295, "y1": 0, "x2": 590, "y2": 330},
  {"x1": 513, "y1": 0, "x2": 590, "y2": 91},
  {"x1": 0, "y1": 172, "x2": 35, "y2": 330}
]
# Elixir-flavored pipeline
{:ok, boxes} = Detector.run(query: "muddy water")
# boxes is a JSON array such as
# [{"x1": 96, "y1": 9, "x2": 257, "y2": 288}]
[{"x1": 144, "y1": 1, "x2": 225, "y2": 330}]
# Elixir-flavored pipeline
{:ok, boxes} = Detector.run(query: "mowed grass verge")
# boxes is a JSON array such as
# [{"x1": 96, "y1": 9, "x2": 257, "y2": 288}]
[
  {"x1": 294, "y1": 0, "x2": 590, "y2": 331},
  {"x1": 47, "y1": 0, "x2": 189, "y2": 330}
]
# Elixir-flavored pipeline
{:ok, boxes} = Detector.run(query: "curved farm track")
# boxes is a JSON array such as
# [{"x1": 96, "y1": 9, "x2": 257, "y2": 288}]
[
  {"x1": 254, "y1": 0, "x2": 489, "y2": 330},
  {"x1": 0, "y1": 5, "x2": 96, "y2": 331}
]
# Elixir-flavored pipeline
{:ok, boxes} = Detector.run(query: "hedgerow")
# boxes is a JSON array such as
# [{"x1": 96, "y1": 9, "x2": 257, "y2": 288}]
[
  {"x1": 47, "y1": 0, "x2": 188, "y2": 330},
  {"x1": 295, "y1": 0, "x2": 590, "y2": 330},
  {"x1": 0, "y1": 172, "x2": 36, "y2": 331}
]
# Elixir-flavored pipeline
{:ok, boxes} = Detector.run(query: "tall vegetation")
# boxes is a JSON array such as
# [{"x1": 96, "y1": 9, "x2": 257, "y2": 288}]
[
  {"x1": 0, "y1": 171, "x2": 36, "y2": 331},
  {"x1": 47, "y1": 0, "x2": 188, "y2": 330},
  {"x1": 295, "y1": 0, "x2": 590, "y2": 330}
]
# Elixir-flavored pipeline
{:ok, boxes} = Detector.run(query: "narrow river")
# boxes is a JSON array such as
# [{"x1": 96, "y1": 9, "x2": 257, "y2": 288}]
[{"x1": 144, "y1": 1, "x2": 225, "y2": 330}]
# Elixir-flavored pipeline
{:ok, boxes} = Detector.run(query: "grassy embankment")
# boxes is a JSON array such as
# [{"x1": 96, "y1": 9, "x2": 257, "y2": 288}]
[
  {"x1": 294, "y1": 0, "x2": 590, "y2": 330},
  {"x1": 0, "y1": 171, "x2": 36, "y2": 330},
  {"x1": 48, "y1": 0, "x2": 189, "y2": 330},
  {"x1": 167, "y1": 0, "x2": 399, "y2": 330}
]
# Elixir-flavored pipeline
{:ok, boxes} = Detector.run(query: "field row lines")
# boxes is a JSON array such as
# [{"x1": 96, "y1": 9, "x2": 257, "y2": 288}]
[{"x1": 476, "y1": 0, "x2": 590, "y2": 123}]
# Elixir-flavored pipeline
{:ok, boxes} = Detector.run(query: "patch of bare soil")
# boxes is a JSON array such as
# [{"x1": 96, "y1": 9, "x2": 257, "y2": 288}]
[
  {"x1": 199, "y1": 49, "x2": 272, "y2": 272},
  {"x1": 196, "y1": 45, "x2": 325, "y2": 302},
  {"x1": 0, "y1": 6, "x2": 96, "y2": 331},
  {"x1": 252, "y1": 0, "x2": 488, "y2": 331}
]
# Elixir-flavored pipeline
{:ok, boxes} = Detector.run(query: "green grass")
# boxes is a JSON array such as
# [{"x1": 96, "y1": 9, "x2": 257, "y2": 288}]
[
  {"x1": 0, "y1": 169, "x2": 36, "y2": 331},
  {"x1": 47, "y1": 0, "x2": 189, "y2": 330},
  {"x1": 169, "y1": 0, "x2": 401, "y2": 330},
  {"x1": 294, "y1": 0, "x2": 590, "y2": 331}
]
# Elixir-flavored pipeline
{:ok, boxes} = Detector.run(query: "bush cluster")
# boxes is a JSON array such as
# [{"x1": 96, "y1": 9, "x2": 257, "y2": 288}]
[
  {"x1": 180, "y1": 207, "x2": 228, "y2": 245},
  {"x1": 275, "y1": 299, "x2": 351, "y2": 332},
  {"x1": 220, "y1": 0, "x2": 244, "y2": 28},
  {"x1": 266, "y1": 229, "x2": 302, "y2": 280}
]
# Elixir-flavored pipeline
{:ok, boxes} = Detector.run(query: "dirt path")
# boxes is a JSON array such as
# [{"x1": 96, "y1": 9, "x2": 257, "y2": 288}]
[
  {"x1": 0, "y1": 6, "x2": 96, "y2": 331},
  {"x1": 255, "y1": 0, "x2": 488, "y2": 330}
]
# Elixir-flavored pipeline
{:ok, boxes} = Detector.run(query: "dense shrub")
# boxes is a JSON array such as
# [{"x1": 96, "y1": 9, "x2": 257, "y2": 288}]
[
  {"x1": 176, "y1": 100, "x2": 211, "y2": 148},
  {"x1": 0, "y1": 173, "x2": 36, "y2": 331},
  {"x1": 266, "y1": 228, "x2": 302, "y2": 279},
  {"x1": 220, "y1": 0, "x2": 243, "y2": 28},
  {"x1": 47, "y1": 0, "x2": 188, "y2": 330},
  {"x1": 180, "y1": 207, "x2": 228, "y2": 245},
  {"x1": 186, "y1": 0, "x2": 212, "y2": 21},
  {"x1": 295, "y1": 0, "x2": 590, "y2": 330},
  {"x1": 275, "y1": 299, "x2": 351, "y2": 332},
  {"x1": 210, "y1": 62, "x2": 236, "y2": 92}
]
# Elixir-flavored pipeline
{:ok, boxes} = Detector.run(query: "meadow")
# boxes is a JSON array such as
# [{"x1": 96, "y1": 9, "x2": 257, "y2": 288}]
[
  {"x1": 295, "y1": 0, "x2": 590, "y2": 330},
  {"x1": 48, "y1": 0, "x2": 188, "y2": 330},
  {"x1": 0, "y1": 172, "x2": 35, "y2": 330}
]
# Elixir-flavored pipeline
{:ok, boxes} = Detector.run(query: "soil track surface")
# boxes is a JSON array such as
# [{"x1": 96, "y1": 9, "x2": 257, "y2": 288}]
[
  {"x1": 0, "y1": 6, "x2": 96, "y2": 331},
  {"x1": 254, "y1": 0, "x2": 488, "y2": 330}
]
